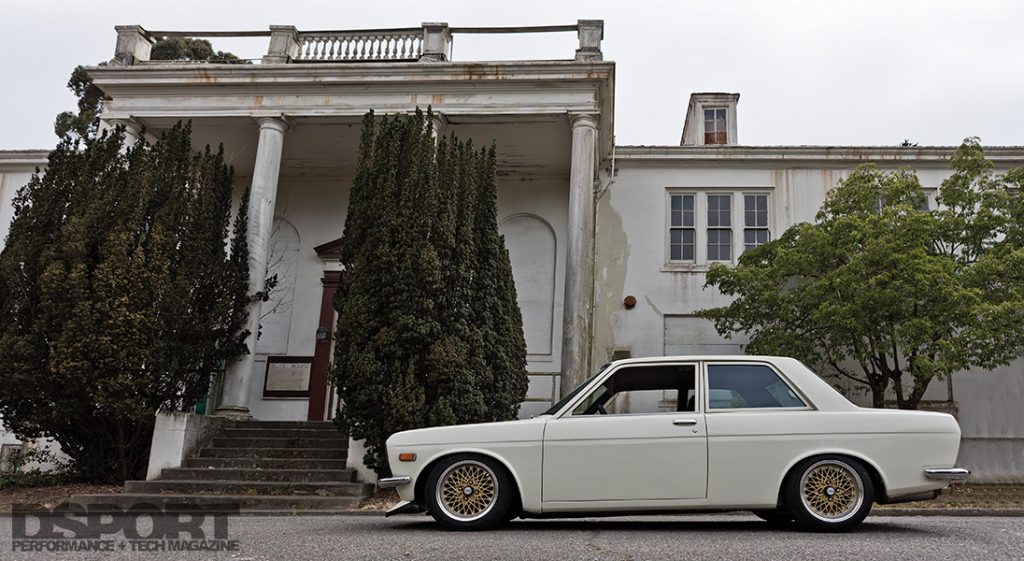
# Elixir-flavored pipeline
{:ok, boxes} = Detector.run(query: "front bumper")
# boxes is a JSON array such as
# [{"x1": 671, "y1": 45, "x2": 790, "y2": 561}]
[
  {"x1": 378, "y1": 476, "x2": 411, "y2": 489},
  {"x1": 924, "y1": 467, "x2": 971, "y2": 481}
]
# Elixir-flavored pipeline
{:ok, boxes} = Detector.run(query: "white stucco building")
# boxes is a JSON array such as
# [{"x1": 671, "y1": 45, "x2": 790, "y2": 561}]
[{"x1": 1, "y1": 21, "x2": 1022, "y2": 482}]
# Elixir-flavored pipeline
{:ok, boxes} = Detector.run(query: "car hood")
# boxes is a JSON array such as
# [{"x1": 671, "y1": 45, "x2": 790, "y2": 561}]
[{"x1": 387, "y1": 416, "x2": 548, "y2": 447}]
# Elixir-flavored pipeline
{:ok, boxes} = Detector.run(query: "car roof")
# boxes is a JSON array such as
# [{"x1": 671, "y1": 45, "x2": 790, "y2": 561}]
[{"x1": 607, "y1": 355, "x2": 789, "y2": 366}]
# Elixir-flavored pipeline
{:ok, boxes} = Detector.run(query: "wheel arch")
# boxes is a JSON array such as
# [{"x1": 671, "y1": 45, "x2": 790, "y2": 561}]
[
  {"x1": 777, "y1": 450, "x2": 888, "y2": 505},
  {"x1": 413, "y1": 448, "x2": 525, "y2": 512}
]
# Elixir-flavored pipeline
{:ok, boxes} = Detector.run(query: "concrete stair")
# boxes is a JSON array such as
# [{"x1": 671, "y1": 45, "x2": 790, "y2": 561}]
[{"x1": 72, "y1": 420, "x2": 370, "y2": 514}]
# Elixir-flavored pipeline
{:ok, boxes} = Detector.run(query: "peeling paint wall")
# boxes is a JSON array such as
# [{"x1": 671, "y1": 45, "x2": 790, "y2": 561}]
[{"x1": 592, "y1": 168, "x2": 630, "y2": 370}]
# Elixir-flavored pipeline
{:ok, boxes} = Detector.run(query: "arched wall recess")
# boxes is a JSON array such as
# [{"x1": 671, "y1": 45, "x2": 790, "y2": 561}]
[
  {"x1": 256, "y1": 217, "x2": 301, "y2": 355},
  {"x1": 499, "y1": 213, "x2": 557, "y2": 357}
]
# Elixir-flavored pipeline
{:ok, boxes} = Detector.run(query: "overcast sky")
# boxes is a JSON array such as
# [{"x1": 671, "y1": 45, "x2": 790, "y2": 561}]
[{"x1": 3, "y1": 0, "x2": 1023, "y2": 150}]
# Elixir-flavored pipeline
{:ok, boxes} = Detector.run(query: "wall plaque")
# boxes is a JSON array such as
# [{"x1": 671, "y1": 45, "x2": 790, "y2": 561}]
[{"x1": 263, "y1": 356, "x2": 313, "y2": 398}]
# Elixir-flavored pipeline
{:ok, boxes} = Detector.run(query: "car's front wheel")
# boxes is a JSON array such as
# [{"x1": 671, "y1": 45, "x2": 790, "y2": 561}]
[
  {"x1": 783, "y1": 455, "x2": 874, "y2": 532},
  {"x1": 424, "y1": 454, "x2": 513, "y2": 530}
]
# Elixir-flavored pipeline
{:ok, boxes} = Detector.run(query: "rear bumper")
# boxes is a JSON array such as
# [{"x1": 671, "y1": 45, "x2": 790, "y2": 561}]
[
  {"x1": 924, "y1": 467, "x2": 970, "y2": 481},
  {"x1": 378, "y1": 476, "x2": 412, "y2": 489}
]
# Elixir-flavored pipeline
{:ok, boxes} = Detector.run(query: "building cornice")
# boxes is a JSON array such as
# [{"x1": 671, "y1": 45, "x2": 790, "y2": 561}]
[
  {"x1": 0, "y1": 150, "x2": 49, "y2": 170},
  {"x1": 614, "y1": 145, "x2": 1024, "y2": 167},
  {"x1": 87, "y1": 60, "x2": 615, "y2": 88},
  {"x1": 87, "y1": 60, "x2": 616, "y2": 167}
]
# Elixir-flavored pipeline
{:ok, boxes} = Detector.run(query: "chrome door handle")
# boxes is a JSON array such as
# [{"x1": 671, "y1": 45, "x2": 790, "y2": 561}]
[{"x1": 672, "y1": 419, "x2": 698, "y2": 426}]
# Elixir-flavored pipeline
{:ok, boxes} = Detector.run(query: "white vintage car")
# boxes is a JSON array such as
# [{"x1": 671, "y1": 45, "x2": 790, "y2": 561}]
[{"x1": 380, "y1": 356, "x2": 968, "y2": 531}]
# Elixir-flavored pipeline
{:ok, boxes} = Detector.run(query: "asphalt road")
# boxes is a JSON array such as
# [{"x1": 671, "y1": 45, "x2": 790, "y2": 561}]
[{"x1": 1, "y1": 513, "x2": 1022, "y2": 561}]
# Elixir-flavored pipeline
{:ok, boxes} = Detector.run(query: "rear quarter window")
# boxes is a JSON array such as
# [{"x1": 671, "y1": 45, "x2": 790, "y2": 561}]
[{"x1": 707, "y1": 363, "x2": 806, "y2": 409}]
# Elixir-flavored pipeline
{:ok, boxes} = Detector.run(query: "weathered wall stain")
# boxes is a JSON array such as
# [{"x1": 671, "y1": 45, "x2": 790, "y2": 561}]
[{"x1": 591, "y1": 173, "x2": 629, "y2": 369}]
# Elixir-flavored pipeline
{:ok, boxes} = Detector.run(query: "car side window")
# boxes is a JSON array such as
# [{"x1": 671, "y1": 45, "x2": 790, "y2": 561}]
[
  {"x1": 571, "y1": 364, "x2": 697, "y2": 416},
  {"x1": 706, "y1": 364, "x2": 806, "y2": 409}
]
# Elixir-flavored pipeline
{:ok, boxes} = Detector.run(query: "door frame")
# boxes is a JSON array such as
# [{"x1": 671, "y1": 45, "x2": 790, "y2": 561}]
[{"x1": 307, "y1": 270, "x2": 341, "y2": 421}]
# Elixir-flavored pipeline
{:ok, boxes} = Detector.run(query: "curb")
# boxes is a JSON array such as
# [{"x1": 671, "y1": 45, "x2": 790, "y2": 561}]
[{"x1": 871, "y1": 508, "x2": 1024, "y2": 517}]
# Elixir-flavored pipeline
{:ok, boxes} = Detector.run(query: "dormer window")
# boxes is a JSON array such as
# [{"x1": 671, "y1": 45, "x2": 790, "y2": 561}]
[
  {"x1": 680, "y1": 93, "x2": 739, "y2": 146},
  {"x1": 704, "y1": 108, "x2": 728, "y2": 145}
]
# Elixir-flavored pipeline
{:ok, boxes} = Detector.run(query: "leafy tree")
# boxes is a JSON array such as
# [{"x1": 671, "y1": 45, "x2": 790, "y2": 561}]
[
  {"x1": 0, "y1": 124, "x2": 251, "y2": 482},
  {"x1": 698, "y1": 139, "x2": 1024, "y2": 409},
  {"x1": 331, "y1": 109, "x2": 528, "y2": 476},
  {"x1": 150, "y1": 37, "x2": 248, "y2": 64}
]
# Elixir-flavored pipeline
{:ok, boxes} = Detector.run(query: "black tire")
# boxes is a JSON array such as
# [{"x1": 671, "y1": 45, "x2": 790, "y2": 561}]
[
  {"x1": 752, "y1": 509, "x2": 794, "y2": 526},
  {"x1": 783, "y1": 455, "x2": 874, "y2": 532},
  {"x1": 424, "y1": 454, "x2": 513, "y2": 531}
]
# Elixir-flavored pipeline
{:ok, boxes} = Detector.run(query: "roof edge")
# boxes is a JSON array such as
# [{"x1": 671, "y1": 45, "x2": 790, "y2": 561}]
[{"x1": 614, "y1": 144, "x2": 1024, "y2": 165}]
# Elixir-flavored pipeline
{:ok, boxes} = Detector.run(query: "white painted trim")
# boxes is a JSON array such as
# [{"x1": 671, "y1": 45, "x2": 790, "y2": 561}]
[{"x1": 616, "y1": 145, "x2": 1024, "y2": 166}]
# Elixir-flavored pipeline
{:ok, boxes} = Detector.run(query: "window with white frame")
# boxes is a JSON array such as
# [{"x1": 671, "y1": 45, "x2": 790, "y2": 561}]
[
  {"x1": 874, "y1": 189, "x2": 937, "y2": 213},
  {"x1": 667, "y1": 190, "x2": 772, "y2": 266},
  {"x1": 706, "y1": 194, "x2": 733, "y2": 261},
  {"x1": 669, "y1": 194, "x2": 696, "y2": 261},
  {"x1": 743, "y1": 194, "x2": 770, "y2": 252},
  {"x1": 920, "y1": 188, "x2": 937, "y2": 211},
  {"x1": 703, "y1": 108, "x2": 728, "y2": 145}
]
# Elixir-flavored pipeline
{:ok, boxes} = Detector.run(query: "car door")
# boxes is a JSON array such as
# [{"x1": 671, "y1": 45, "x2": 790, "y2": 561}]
[
  {"x1": 702, "y1": 360, "x2": 817, "y2": 506},
  {"x1": 541, "y1": 362, "x2": 708, "y2": 502}
]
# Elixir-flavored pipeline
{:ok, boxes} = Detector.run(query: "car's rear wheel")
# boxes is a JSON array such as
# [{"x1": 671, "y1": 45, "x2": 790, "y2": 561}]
[
  {"x1": 783, "y1": 455, "x2": 874, "y2": 532},
  {"x1": 424, "y1": 454, "x2": 513, "y2": 531}
]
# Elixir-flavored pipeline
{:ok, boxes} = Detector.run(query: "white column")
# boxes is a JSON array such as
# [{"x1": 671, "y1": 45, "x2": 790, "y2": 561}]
[
  {"x1": 216, "y1": 116, "x2": 288, "y2": 418},
  {"x1": 560, "y1": 113, "x2": 599, "y2": 396},
  {"x1": 99, "y1": 118, "x2": 142, "y2": 147},
  {"x1": 431, "y1": 113, "x2": 447, "y2": 143}
]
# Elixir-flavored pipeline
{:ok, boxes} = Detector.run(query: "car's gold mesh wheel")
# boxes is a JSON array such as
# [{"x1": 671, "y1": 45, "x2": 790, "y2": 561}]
[
  {"x1": 436, "y1": 460, "x2": 498, "y2": 521},
  {"x1": 799, "y1": 460, "x2": 864, "y2": 522}
]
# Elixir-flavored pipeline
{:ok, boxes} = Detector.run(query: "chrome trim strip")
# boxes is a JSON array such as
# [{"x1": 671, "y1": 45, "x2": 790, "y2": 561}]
[
  {"x1": 924, "y1": 467, "x2": 970, "y2": 481},
  {"x1": 378, "y1": 476, "x2": 412, "y2": 489}
]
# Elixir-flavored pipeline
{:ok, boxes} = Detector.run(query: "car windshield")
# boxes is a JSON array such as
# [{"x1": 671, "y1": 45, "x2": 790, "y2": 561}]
[{"x1": 541, "y1": 363, "x2": 611, "y2": 416}]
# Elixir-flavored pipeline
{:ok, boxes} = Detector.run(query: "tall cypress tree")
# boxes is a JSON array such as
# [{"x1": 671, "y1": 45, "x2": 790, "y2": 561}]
[
  {"x1": 472, "y1": 144, "x2": 529, "y2": 421},
  {"x1": 332, "y1": 110, "x2": 528, "y2": 477},
  {"x1": 0, "y1": 124, "x2": 251, "y2": 482}
]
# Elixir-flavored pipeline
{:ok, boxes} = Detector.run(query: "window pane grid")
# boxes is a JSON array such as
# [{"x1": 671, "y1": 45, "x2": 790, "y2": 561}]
[
  {"x1": 670, "y1": 228, "x2": 695, "y2": 261},
  {"x1": 670, "y1": 194, "x2": 694, "y2": 228},
  {"x1": 703, "y1": 108, "x2": 728, "y2": 145},
  {"x1": 743, "y1": 194, "x2": 770, "y2": 253},
  {"x1": 744, "y1": 194, "x2": 768, "y2": 227},
  {"x1": 707, "y1": 195, "x2": 731, "y2": 228},
  {"x1": 707, "y1": 228, "x2": 732, "y2": 261},
  {"x1": 669, "y1": 194, "x2": 695, "y2": 261},
  {"x1": 743, "y1": 229, "x2": 770, "y2": 252}
]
